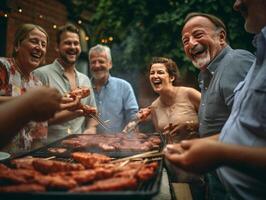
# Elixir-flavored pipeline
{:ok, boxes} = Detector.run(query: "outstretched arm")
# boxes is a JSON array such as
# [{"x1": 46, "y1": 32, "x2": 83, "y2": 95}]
[
  {"x1": 0, "y1": 87, "x2": 61, "y2": 148},
  {"x1": 164, "y1": 138, "x2": 266, "y2": 174}
]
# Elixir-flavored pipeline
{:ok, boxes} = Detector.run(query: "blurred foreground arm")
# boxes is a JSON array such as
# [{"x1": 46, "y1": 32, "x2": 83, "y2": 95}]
[
  {"x1": 0, "y1": 87, "x2": 61, "y2": 148},
  {"x1": 164, "y1": 138, "x2": 266, "y2": 174}
]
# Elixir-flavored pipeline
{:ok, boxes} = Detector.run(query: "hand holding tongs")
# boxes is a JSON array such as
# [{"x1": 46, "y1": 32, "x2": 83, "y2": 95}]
[
  {"x1": 122, "y1": 118, "x2": 141, "y2": 134},
  {"x1": 122, "y1": 106, "x2": 152, "y2": 134},
  {"x1": 89, "y1": 113, "x2": 110, "y2": 131}
]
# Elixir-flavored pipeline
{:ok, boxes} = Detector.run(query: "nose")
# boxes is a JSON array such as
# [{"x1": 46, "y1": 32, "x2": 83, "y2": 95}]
[
  {"x1": 188, "y1": 37, "x2": 198, "y2": 48},
  {"x1": 233, "y1": 0, "x2": 241, "y2": 11},
  {"x1": 35, "y1": 41, "x2": 46, "y2": 52}
]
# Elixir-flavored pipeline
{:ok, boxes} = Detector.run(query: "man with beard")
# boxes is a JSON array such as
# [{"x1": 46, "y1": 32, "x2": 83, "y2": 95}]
[
  {"x1": 35, "y1": 24, "x2": 97, "y2": 142},
  {"x1": 88, "y1": 44, "x2": 139, "y2": 133},
  {"x1": 165, "y1": 1, "x2": 266, "y2": 199},
  {"x1": 179, "y1": 13, "x2": 255, "y2": 199}
]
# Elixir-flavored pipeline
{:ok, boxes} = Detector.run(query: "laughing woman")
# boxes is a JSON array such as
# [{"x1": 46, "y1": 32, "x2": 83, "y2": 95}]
[{"x1": 140, "y1": 57, "x2": 201, "y2": 143}]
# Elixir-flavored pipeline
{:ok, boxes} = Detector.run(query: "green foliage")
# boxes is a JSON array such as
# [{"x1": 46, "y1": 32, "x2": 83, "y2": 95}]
[{"x1": 75, "y1": 0, "x2": 254, "y2": 78}]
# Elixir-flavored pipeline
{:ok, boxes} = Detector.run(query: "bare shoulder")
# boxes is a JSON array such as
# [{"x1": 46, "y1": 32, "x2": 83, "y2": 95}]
[{"x1": 151, "y1": 97, "x2": 160, "y2": 107}]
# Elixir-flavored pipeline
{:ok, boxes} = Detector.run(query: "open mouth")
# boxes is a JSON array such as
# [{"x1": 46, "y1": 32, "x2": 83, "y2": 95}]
[
  {"x1": 31, "y1": 52, "x2": 42, "y2": 62},
  {"x1": 152, "y1": 79, "x2": 162, "y2": 87},
  {"x1": 190, "y1": 45, "x2": 206, "y2": 59}
]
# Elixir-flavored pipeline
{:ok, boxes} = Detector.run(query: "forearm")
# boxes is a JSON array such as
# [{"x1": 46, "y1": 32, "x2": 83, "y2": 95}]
[
  {"x1": 221, "y1": 143, "x2": 266, "y2": 172},
  {"x1": 205, "y1": 134, "x2": 219, "y2": 141},
  {"x1": 0, "y1": 97, "x2": 32, "y2": 147},
  {"x1": 0, "y1": 96, "x2": 15, "y2": 104}
]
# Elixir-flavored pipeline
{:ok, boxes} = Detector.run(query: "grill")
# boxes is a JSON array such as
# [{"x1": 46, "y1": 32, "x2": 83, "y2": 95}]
[{"x1": 0, "y1": 133, "x2": 163, "y2": 200}]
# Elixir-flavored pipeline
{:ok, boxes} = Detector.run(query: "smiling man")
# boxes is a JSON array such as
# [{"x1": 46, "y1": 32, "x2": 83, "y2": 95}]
[
  {"x1": 34, "y1": 24, "x2": 97, "y2": 142},
  {"x1": 88, "y1": 44, "x2": 139, "y2": 133},
  {"x1": 181, "y1": 13, "x2": 255, "y2": 199}
]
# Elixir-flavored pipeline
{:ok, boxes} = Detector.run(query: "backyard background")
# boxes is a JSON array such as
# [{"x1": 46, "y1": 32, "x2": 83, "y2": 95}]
[{"x1": 0, "y1": 0, "x2": 255, "y2": 107}]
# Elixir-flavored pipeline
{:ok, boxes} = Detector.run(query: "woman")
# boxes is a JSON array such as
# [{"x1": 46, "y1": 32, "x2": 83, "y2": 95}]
[
  {"x1": 0, "y1": 24, "x2": 50, "y2": 154},
  {"x1": 140, "y1": 57, "x2": 201, "y2": 143}
]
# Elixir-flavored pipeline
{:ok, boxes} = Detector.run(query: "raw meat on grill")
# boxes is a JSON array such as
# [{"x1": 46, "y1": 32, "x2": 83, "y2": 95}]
[
  {"x1": 71, "y1": 152, "x2": 112, "y2": 168},
  {"x1": 0, "y1": 184, "x2": 46, "y2": 193},
  {"x1": 32, "y1": 159, "x2": 85, "y2": 173},
  {"x1": 0, "y1": 151, "x2": 159, "y2": 193},
  {"x1": 0, "y1": 168, "x2": 41, "y2": 184},
  {"x1": 51, "y1": 170, "x2": 97, "y2": 184},
  {"x1": 11, "y1": 156, "x2": 41, "y2": 170},
  {"x1": 70, "y1": 177, "x2": 138, "y2": 192},
  {"x1": 35, "y1": 174, "x2": 77, "y2": 190},
  {"x1": 61, "y1": 133, "x2": 161, "y2": 152}
]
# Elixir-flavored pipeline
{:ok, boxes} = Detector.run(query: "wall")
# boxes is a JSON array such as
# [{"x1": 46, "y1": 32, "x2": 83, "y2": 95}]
[{"x1": 5, "y1": 0, "x2": 68, "y2": 64}]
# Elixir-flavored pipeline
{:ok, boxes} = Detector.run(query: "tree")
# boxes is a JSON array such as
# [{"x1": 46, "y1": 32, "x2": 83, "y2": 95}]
[{"x1": 73, "y1": 0, "x2": 254, "y2": 86}]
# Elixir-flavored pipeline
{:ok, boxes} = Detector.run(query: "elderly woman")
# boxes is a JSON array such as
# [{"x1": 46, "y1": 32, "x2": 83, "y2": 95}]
[
  {"x1": 0, "y1": 24, "x2": 60, "y2": 155},
  {"x1": 136, "y1": 57, "x2": 201, "y2": 143}
]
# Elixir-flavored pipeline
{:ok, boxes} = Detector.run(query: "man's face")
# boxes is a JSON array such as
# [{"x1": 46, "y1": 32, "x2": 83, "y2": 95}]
[
  {"x1": 233, "y1": 0, "x2": 266, "y2": 34},
  {"x1": 16, "y1": 28, "x2": 47, "y2": 72},
  {"x1": 89, "y1": 51, "x2": 112, "y2": 80},
  {"x1": 182, "y1": 16, "x2": 226, "y2": 70},
  {"x1": 57, "y1": 32, "x2": 81, "y2": 65}
]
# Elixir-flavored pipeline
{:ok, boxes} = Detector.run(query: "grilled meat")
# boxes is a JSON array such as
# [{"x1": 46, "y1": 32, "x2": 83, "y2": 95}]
[
  {"x1": 0, "y1": 184, "x2": 45, "y2": 192},
  {"x1": 68, "y1": 87, "x2": 90, "y2": 99},
  {"x1": 71, "y1": 152, "x2": 112, "y2": 168},
  {"x1": 33, "y1": 159, "x2": 85, "y2": 173},
  {"x1": 70, "y1": 177, "x2": 137, "y2": 192}
]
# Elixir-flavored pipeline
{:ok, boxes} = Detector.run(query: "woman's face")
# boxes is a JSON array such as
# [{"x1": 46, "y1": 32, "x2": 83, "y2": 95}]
[
  {"x1": 16, "y1": 28, "x2": 47, "y2": 72},
  {"x1": 149, "y1": 63, "x2": 174, "y2": 93}
]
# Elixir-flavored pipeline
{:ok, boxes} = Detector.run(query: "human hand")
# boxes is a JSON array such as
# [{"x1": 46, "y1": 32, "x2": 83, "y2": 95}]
[
  {"x1": 163, "y1": 138, "x2": 223, "y2": 174},
  {"x1": 60, "y1": 95, "x2": 82, "y2": 111},
  {"x1": 163, "y1": 121, "x2": 198, "y2": 136},
  {"x1": 25, "y1": 87, "x2": 62, "y2": 121}
]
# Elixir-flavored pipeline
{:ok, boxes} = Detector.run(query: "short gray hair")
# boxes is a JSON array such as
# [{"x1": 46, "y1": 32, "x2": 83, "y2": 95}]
[{"x1": 88, "y1": 44, "x2": 112, "y2": 62}]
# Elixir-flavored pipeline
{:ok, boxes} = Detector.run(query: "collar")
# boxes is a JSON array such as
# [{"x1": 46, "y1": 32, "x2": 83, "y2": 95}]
[
  {"x1": 252, "y1": 26, "x2": 266, "y2": 64},
  {"x1": 92, "y1": 74, "x2": 111, "y2": 89},
  {"x1": 54, "y1": 59, "x2": 78, "y2": 75},
  {"x1": 206, "y1": 45, "x2": 231, "y2": 75}
]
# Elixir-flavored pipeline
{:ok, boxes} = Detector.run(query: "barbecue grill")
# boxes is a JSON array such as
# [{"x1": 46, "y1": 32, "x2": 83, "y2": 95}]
[{"x1": 0, "y1": 133, "x2": 163, "y2": 200}]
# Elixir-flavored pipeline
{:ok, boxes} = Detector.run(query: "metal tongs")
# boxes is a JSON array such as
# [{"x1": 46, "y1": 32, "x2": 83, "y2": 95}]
[
  {"x1": 89, "y1": 114, "x2": 110, "y2": 131},
  {"x1": 122, "y1": 118, "x2": 141, "y2": 134}
]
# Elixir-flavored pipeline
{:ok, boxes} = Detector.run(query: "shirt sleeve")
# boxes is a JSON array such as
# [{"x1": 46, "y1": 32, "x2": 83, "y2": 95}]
[
  {"x1": 221, "y1": 51, "x2": 254, "y2": 109},
  {"x1": 122, "y1": 81, "x2": 139, "y2": 123}
]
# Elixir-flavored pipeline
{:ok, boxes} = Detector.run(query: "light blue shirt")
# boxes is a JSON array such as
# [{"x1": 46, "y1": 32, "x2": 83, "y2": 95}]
[
  {"x1": 93, "y1": 75, "x2": 139, "y2": 133},
  {"x1": 217, "y1": 27, "x2": 266, "y2": 200},
  {"x1": 34, "y1": 59, "x2": 96, "y2": 142}
]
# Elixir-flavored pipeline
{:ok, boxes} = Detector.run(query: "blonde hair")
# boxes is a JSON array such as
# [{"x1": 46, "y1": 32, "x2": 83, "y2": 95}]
[{"x1": 13, "y1": 24, "x2": 48, "y2": 57}]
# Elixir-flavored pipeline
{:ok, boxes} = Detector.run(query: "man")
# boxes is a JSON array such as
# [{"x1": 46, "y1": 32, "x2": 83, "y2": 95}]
[
  {"x1": 88, "y1": 44, "x2": 139, "y2": 133},
  {"x1": 179, "y1": 12, "x2": 255, "y2": 199},
  {"x1": 35, "y1": 24, "x2": 97, "y2": 142},
  {"x1": 165, "y1": 0, "x2": 266, "y2": 199}
]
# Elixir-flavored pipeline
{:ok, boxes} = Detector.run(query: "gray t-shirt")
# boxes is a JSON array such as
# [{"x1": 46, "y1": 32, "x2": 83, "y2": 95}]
[
  {"x1": 198, "y1": 45, "x2": 255, "y2": 137},
  {"x1": 34, "y1": 59, "x2": 96, "y2": 142}
]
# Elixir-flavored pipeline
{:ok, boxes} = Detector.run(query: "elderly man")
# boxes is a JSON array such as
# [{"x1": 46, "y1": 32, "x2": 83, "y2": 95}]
[
  {"x1": 35, "y1": 24, "x2": 97, "y2": 142},
  {"x1": 165, "y1": 0, "x2": 266, "y2": 199},
  {"x1": 88, "y1": 44, "x2": 139, "y2": 133},
  {"x1": 178, "y1": 12, "x2": 255, "y2": 199}
]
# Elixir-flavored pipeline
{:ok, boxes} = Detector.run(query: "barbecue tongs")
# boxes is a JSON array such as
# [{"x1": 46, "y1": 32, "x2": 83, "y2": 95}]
[
  {"x1": 122, "y1": 118, "x2": 141, "y2": 134},
  {"x1": 89, "y1": 114, "x2": 110, "y2": 131}
]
